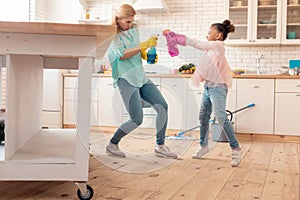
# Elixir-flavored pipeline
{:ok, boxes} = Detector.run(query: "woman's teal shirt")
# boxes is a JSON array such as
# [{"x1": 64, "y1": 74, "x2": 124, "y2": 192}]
[{"x1": 108, "y1": 25, "x2": 148, "y2": 88}]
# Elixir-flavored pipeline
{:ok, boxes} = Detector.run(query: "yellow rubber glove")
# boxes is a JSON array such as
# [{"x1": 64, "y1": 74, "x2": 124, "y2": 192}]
[
  {"x1": 140, "y1": 36, "x2": 158, "y2": 49},
  {"x1": 140, "y1": 36, "x2": 158, "y2": 60},
  {"x1": 141, "y1": 48, "x2": 147, "y2": 60}
]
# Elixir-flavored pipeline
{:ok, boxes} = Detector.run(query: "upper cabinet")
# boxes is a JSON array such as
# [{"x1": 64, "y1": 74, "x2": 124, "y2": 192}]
[
  {"x1": 281, "y1": 0, "x2": 300, "y2": 44},
  {"x1": 225, "y1": 0, "x2": 300, "y2": 45}
]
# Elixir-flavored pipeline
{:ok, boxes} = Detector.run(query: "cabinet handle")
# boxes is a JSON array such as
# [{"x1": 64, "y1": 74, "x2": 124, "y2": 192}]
[
  {"x1": 172, "y1": 84, "x2": 178, "y2": 87},
  {"x1": 251, "y1": 86, "x2": 260, "y2": 88},
  {"x1": 295, "y1": 85, "x2": 300, "y2": 87},
  {"x1": 296, "y1": 94, "x2": 300, "y2": 97}
]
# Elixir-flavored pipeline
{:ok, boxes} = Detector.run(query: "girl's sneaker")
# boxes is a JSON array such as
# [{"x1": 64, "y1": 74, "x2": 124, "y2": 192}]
[
  {"x1": 192, "y1": 146, "x2": 210, "y2": 159},
  {"x1": 231, "y1": 149, "x2": 242, "y2": 167}
]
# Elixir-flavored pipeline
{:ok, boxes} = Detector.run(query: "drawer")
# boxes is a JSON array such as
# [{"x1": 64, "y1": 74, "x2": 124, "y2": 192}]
[
  {"x1": 64, "y1": 88, "x2": 97, "y2": 101},
  {"x1": 64, "y1": 76, "x2": 99, "y2": 89},
  {"x1": 187, "y1": 78, "x2": 237, "y2": 92},
  {"x1": 64, "y1": 77, "x2": 78, "y2": 88},
  {"x1": 276, "y1": 79, "x2": 300, "y2": 93}
]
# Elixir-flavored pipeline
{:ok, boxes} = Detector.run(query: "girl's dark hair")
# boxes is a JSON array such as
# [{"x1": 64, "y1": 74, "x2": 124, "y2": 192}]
[{"x1": 211, "y1": 19, "x2": 235, "y2": 40}]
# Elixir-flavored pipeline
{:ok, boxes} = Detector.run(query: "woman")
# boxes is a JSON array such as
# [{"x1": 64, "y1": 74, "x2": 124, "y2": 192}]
[
  {"x1": 164, "y1": 20, "x2": 242, "y2": 167},
  {"x1": 106, "y1": 4, "x2": 177, "y2": 159}
]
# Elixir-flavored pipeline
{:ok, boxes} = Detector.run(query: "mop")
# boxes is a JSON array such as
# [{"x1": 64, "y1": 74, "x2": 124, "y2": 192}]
[{"x1": 166, "y1": 103, "x2": 255, "y2": 140}]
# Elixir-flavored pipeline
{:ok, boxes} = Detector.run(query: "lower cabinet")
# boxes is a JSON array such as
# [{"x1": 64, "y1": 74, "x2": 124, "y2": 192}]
[
  {"x1": 120, "y1": 78, "x2": 161, "y2": 129},
  {"x1": 97, "y1": 77, "x2": 123, "y2": 127},
  {"x1": 161, "y1": 78, "x2": 188, "y2": 130},
  {"x1": 63, "y1": 75, "x2": 300, "y2": 136},
  {"x1": 63, "y1": 76, "x2": 99, "y2": 127},
  {"x1": 186, "y1": 79, "x2": 237, "y2": 131},
  {"x1": 186, "y1": 79, "x2": 203, "y2": 130},
  {"x1": 42, "y1": 111, "x2": 62, "y2": 128},
  {"x1": 236, "y1": 79, "x2": 274, "y2": 134},
  {"x1": 274, "y1": 79, "x2": 300, "y2": 136}
]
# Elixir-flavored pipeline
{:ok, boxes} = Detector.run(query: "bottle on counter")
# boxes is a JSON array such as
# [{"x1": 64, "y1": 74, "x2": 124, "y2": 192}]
[{"x1": 85, "y1": 9, "x2": 90, "y2": 19}]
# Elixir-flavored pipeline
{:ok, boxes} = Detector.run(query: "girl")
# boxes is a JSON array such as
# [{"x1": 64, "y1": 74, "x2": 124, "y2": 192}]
[
  {"x1": 164, "y1": 20, "x2": 241, "y2": 167},
  {"x1": 106, "y1": 4, "x2": 177, "y2": 159}
]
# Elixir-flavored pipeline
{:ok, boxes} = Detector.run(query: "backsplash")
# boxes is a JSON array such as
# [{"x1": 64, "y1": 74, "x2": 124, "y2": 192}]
[{"x1": 86, "y1": 0, "x2": 300, "y2": 72}]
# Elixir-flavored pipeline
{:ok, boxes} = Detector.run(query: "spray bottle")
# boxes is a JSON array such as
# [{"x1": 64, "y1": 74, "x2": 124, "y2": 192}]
[
  {"x1": 147, "y1": 47, "x2": 157, "y2": 64},
  {"x1": 147, "y1": 34, "x2": 159, "y2": 64}
]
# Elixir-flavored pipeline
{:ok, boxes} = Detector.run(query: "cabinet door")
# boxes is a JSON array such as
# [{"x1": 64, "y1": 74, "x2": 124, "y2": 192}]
[
  {"x1": 63, "y1": 76, "x2": 98, "y2": 126},
  {"x1": 281, "y1": 0, "x2": 300, "y2": 44},
  {"x1": 120, "y1": 78, "x2": 161, "y2": 129},
  {"x1": 225, "y1": 0, "x2": 251, "y2": 44},
  {"x1": 236, "y1": 79, "x2": 274, "y2": 134},
  {"x1": 42, "y1": 111, "x2": 62, "y2": 128},
  {"x1": 226, "y1": 0, "x2": 281, "y2": 45},
  {"x1": 161, "y1": 78, "x2": 188, "y2": 130},
  {"x1": 186, "y1": 79, "x2": 237, "y2": 130},
  {"x1": 275, "y1": 93, "x2": 300, "y2": 135},
  {"x1": 63, "y1": 99, "x2": 77, "y2": 125},
  {"x1": 97, "y1": 77, "x2": 123, "y2": 127},
  {"x1": 253, "y1": 0, "x2": 281, "y2": 44}
]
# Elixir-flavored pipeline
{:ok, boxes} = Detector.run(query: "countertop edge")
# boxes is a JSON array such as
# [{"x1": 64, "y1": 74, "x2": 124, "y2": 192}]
[{"x1": 63, "y1": 73, "x2": 300, "y2": 79}]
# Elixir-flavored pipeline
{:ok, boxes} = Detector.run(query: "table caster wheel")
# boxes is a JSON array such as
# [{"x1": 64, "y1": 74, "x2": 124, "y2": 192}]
[{"x1": 77, "y1": 184, "x2": 94, "y2": 200}]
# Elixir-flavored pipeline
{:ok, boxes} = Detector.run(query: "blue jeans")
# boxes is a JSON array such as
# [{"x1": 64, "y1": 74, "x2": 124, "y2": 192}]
[
  {"x1": 199, "y1": 83, "x2": 239, "y2": 149},
  {"x1": 110, "y1": 78, "x2": 168, "y2": 145}
]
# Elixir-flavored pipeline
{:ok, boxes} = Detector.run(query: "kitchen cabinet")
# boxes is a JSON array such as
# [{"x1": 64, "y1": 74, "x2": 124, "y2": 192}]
[
  {"x1": 186, "y1": 78, "x2": 237, "y2": 130},
  {"x1": 186, "y1": 79, "x2": 203, "y2": 130},
  {"x1": 274, "y1": 79, "x2": 300, "y2": 136},
  {"x1": 161, "y1": 77, "x2": 188, "y2": 130},
  {"x1": 63, "y1": 76, "x2": 99, "y2": 127},
  {"x1": 281, "y1": 0, "x2": 300, "y2": 44},
  {"x1": 225, "y1": 0, "x2": 281, "y2": 45},
  {"x1": 121, "y1": 78, "x2": 161, "y2": 129},
  {"x1": 42, "y1": 69, "x2": 63, "y2": 128},
  {"x1": 120, "y1": 77, "x2": 191, "y2": 130},
  {"x1": 236, "y1": 78, "x2": 274, "y2": 134},
  {"x1": 97, "y1": 77, "x2": 123, "y2": 127}
]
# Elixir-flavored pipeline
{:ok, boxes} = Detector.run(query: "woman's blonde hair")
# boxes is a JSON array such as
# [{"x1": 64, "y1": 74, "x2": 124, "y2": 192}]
[{"x1": 112, "y1": 4, "x2": 136, "y2": 33}]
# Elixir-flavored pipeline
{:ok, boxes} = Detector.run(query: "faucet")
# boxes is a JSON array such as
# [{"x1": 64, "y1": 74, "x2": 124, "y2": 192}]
[{"x1": 256, "y1": 54, "x2": 264, "y2": 74}]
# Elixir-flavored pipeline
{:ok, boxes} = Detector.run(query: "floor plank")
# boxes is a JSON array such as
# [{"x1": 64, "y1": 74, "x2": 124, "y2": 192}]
[{"x1": 0, "y1": 130, "x2": 299, "y2": 200}]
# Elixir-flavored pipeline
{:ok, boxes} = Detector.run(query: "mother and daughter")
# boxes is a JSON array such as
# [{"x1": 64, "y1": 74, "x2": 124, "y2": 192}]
[{"x1": 105, "y1": 3, "x2": 242, "y2": 167}]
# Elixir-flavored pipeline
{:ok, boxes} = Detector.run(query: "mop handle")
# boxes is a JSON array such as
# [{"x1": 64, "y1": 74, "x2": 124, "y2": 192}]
[
  {"x1": 178, "y1": 103, "x2": 255, "y2": 136},
  {"x1": 230, "y1": 103, "x2": 255, "y2": 114}
]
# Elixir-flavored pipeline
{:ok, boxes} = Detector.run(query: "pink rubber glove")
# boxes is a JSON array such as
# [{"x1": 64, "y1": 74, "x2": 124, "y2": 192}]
[{"x1": 163, "y1": 30, "x2": 187, "y2": 57}]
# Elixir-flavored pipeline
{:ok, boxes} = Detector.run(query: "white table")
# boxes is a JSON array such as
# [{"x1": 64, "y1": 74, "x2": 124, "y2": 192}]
[{"x1": 0, "y1": 21, "x2": 115, "y2": 199}]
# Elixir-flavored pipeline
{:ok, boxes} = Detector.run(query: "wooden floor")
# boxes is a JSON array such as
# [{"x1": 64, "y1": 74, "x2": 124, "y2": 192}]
[{"x1": 0, "y1": 128, "x2": 299, "y2": 200}]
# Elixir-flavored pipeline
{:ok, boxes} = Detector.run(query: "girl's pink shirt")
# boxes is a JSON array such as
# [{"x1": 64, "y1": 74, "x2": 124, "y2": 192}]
[{"x1": 187, "y1": 38, "x2": 233, "y2": 88}]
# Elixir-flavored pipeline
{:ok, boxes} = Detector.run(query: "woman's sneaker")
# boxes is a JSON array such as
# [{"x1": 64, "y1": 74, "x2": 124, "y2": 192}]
[
  {"x1": 155, "y1": 144, "x2": 178, "y2": 159},
  {"x1": 192, "y1": 146, "x2": 210, "y2": 159},
  {"x1": 231, "y1": 149, "x2": 242, "y2": 167},
  {"x1": 106, "y1": 143, "x2": 126, "y2": 158}
]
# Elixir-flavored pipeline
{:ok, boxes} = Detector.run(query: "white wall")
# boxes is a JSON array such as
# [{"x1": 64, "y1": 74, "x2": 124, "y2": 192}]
[
  {"x1": 0, "y1": 0, "x2": 30, "y2": 21},
  {"x1": 87, "y1": 0, "x2": 300, "y2": 71},
  {"x1": 47, "y1": 0, "x2": 83, "y2": 23}
]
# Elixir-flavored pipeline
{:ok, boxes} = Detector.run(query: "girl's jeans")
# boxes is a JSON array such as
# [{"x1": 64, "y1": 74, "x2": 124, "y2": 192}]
[
  {"x1": 199, "y1": 83, "x2": 239, "y2": 149},
  {"x1": 110, "y1": 78, "x2": 168, "y2": 145}
]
